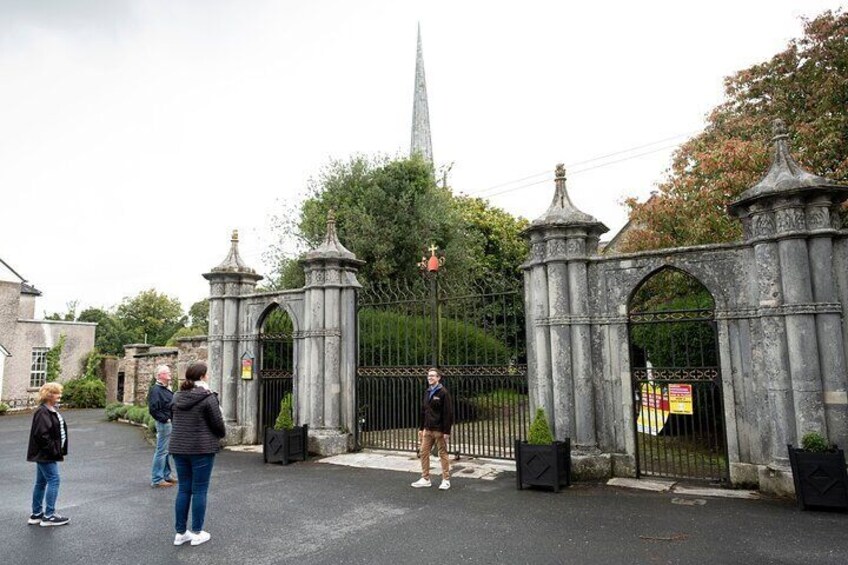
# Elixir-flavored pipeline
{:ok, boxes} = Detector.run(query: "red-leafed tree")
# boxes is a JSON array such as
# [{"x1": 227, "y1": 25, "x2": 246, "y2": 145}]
[{"x1": 620, "y1": 9, "x2": 848, "y2": 252}]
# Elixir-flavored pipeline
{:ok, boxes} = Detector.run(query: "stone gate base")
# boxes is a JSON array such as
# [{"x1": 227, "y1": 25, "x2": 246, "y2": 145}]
[{"x1": 308, "y1": 429, "x2": 354, "y2": 456}]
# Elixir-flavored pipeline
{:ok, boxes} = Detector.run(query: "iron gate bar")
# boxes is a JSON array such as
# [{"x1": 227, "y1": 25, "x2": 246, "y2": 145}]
[
  {"x1": 258, "y1": 308, "x2": 296, "y2": 434},
  {"x1": 629, "y1": 296, "x2": 729, "y2": 483},
  {"x1": 356, "y1": 272, "x2": 527, "y2": 460}
]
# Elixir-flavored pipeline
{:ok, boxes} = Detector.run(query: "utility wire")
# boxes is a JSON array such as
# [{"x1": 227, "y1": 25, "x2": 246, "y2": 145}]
[
  {"x1": 477, "y1": 140, "x2": 687, "y2": 200},
  {"x1": 468, "y1": 131, "x2": 696, "y2": 197}
]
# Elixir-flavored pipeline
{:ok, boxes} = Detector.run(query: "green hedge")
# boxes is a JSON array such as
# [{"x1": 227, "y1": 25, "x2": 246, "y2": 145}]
[
  {"x1": 105, "y1": 402, "x2": 128, "y2": 421},
  {"x1": 359, "y1": 309, "x2": 512, "y2": 366},
  {"x1": 63, "y1": 377, "x2": 107, "y2": 408},
  {"x1": 0, "y1": 402, "x2": 8, "y2": 415},
  {"x1": 105, "y1": 403, "x2": 156, "y2": 431}
]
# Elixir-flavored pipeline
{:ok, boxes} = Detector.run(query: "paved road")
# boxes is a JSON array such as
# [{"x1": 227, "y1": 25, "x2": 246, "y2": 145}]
[{"x1": 1, "y1": 409, "x2": 847, "y2": 565}]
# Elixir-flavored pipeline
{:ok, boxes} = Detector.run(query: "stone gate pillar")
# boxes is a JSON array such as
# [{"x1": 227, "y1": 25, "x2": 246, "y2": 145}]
[
  {"x1": 523, "y1": 165, "x2": 608, "y2": 448},
  {"x1": 300, "y1": 212, "x2": 363, "y2": 455},
  {"x1": 203, "y1": 231, "x2": 262, "y2": 440},
  {"x1": 729, "y1": 119, "x2": 848, "y2": 459}
]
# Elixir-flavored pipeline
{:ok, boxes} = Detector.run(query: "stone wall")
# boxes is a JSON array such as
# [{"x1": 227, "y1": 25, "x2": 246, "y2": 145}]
[{"x1": 115, "y1": 338, "x2": 208, "y2": 405}]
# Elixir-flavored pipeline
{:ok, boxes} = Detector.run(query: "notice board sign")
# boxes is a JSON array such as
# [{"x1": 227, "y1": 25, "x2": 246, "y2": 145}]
[{"x1": 669, "y1": 384, "x2": 693, "y2": 415}]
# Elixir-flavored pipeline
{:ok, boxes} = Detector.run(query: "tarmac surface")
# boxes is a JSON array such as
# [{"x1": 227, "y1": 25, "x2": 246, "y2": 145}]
[{"x1": 2, "y1": 409, "x2": 848, "y2": 565}]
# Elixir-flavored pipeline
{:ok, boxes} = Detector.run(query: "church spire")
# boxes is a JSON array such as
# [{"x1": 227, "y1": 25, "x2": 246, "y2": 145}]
[{"x1": 410, "y1": 23, "x2": 433, "y2": 163}]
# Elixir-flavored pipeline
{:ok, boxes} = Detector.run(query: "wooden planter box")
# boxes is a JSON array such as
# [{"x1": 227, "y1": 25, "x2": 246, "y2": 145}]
[
  {"x1": 788, "y1": 444, "x2": 848, "y2": 511},
  {"x1": 515, "y1": 438, "x2": 571, "y2": 492},
  {"x1": 264, "y1": 425, "x2": 309, "y2": 465}
]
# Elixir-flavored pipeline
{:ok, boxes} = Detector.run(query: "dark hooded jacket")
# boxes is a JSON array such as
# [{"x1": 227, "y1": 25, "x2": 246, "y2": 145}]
[
  {"x1": 419, "y1": 384, "x2": 454, "y2": 435},
  {"x1": 169, "y1": 387, "x2": 226, "y2": 455},
  {"x1": 27, "y1": 404, "x2": 68, "y2": 462}
]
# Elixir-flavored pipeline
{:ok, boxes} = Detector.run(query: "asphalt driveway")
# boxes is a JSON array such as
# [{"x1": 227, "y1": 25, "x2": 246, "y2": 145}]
[{"x1": 1, "y1": 409, "x2": 847, "y2": 565}]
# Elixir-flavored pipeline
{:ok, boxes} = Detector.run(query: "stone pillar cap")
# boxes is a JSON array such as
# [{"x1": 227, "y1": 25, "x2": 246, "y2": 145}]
[
  {"x1": 303, "y1": 211, "x2": 364, "y2": 265},
  {"x1": 728, "y1": 119, "x2": 848, "y2": 216},
  {"x1": 526, "y1": 164, "x2": 608, "y2": 236},
  {"x1": 204, "y1": 230, "x2": 263, "y2": 282}
]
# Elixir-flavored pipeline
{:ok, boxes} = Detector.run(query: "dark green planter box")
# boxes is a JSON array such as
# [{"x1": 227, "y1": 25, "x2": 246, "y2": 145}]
[
  {"x1": 515, "y1": 438, "x2": 571, "y2": 492},
  {"x1": 264, "y1": 425, "x2": 309, "y2": 465},
  {"x1": 788, "y1": 444, "x2": 848, "y2": 511}
]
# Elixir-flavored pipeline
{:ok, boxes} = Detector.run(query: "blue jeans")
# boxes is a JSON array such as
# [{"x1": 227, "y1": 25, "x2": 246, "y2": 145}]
[
  {"x1": 173, "y1": 454, "x2": 215, "y2": 533},
  {"x1": 32, "y1": 462, "x2": 60, "y2": 517},
  {"x1": 151, "y1": 421, "x2": 173, "y2": 485}
]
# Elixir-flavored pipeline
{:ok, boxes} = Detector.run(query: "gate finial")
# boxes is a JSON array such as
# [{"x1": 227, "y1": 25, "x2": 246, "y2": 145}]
[
  {"x1": 728, "y1": 119, "x2": 846, "y2": 215},
  {"x1": 211, "y1": 228, "x2": 256, "y2": 274}
]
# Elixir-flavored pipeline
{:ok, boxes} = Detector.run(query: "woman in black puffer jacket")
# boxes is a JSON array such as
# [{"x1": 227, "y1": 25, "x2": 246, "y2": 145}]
[{"x1": 169, "y1": 363, "x2": 226, "y2": 547}]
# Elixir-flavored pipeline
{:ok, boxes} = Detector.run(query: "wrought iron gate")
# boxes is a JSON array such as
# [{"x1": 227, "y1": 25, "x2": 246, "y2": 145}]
[
  {"x1": 628, "y1": 269, "x2": 729, "y2": 484},
  {"x1": 258, "y1": 308, "x2": 295, "y2": 432},
  {"x1": 356, "y1": 272, "x2": 528, "y2": 459}
]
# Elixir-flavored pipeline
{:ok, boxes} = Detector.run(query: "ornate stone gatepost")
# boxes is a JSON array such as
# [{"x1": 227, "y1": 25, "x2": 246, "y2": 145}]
[
  {"x1": 203, "y1": 231, "x2": 263, "y2": 444},
  {"x1": 523, "y1": 165, "x2": 608, "y2": 449},
  {"x1": 300, "y1": 212, "x2": 363, "y2": 455},
  {"x1": 729, "y1": 120, "x2": 848, "y2": 473}
]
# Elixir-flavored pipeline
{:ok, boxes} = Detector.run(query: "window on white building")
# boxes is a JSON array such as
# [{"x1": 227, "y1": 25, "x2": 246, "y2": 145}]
[{"x1": 30, "y1": 347, "x2": 49, "y2": 388}]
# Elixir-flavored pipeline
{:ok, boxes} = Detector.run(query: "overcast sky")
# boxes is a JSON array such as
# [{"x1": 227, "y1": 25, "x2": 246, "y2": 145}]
[{"x1": 1, "y1": 0, "x2": 843, "y2": 316}]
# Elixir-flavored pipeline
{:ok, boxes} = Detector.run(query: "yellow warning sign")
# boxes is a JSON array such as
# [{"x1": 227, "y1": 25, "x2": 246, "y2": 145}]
[{"x1": 669, "y1": 384, "x2": 693, "y2": 415}]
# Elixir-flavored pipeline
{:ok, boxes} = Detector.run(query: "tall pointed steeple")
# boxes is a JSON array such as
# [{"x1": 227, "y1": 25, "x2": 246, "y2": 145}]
[{"x1": 410, "y1": 23, "x2": 433, "y2": 163}]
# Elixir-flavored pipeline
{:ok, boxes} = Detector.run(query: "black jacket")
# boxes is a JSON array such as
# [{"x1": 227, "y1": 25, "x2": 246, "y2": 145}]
[
  {"x1": 27, "y1": 405, "x2": 68, "y2": 462},
  {"x1": 169, "y1": 387, "x2": 227, "y2": 455},
  {"x1": 148, "y1": 383, "x2": 174, "y2": 424},
  {"x1": 419, "y1": 385, "x2": 454, "y2": 434}
]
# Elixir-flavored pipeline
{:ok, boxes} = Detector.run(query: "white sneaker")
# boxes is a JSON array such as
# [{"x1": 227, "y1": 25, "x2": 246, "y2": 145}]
[
  {"x1": 173, "y1": 532, "x2": 193, "y2": 546},
  {"x1": 191, "y1": 530, "x2": 211, "y2": 546},
  {"x1": 411, "y1": 477, "x2": 432, "y2": 488},
  {"x1": 439, "y1": 480, "x2": 451, "y2": 490}
]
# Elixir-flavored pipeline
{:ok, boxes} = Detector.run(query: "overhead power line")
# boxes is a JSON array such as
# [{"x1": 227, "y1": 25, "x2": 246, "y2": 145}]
[{"x1": 468, "y1": 131, "x2": 696, "y2": 198}]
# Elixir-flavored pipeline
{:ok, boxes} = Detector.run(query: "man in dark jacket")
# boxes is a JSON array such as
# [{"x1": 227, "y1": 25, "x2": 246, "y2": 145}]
[
  {"x1": 148, "y1": 364, "x2": 176, "y2": 487},
  {"x1": 411, "y1": 367, "x2": 454, "y2": 491}
]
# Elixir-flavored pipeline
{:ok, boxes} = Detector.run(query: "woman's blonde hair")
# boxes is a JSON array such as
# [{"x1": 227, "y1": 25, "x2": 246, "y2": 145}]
[{"x1": 38, "y1": 382, "x2": 63, "y2": 404}]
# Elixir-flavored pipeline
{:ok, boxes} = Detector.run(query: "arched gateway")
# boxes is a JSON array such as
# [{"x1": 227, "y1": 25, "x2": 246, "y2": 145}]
[{"x1": 628, "y1": 267, "x2": 728, "y2": 483}]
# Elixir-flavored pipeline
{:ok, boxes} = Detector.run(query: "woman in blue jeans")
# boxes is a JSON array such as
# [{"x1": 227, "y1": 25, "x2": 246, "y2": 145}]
[
  {"x1": 169, "y1": 362, "x2": 226, "y2": 546},
  {"x1": 27, "y1": 382, "x2": 70, "y2": 527}
]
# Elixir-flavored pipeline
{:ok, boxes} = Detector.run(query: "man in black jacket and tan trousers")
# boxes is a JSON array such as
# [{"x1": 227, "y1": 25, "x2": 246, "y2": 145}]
[{"x1": 411, "y1": 367, "x2": 454, "y2": 490}]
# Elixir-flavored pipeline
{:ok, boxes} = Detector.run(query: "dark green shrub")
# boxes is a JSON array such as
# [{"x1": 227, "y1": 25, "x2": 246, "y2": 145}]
[
  {"x1": 126, "y1": 405, "x2": 150, "y2": 425},
  {"x1": 62, "y1": 377, "x2": 107, "y2": 408},
  {"x1": 0, "y1": 402, "x2": 8, "y2": 415},
  {"x1": 105, "y1": 402, "x2": 125, "y2": 421},
  {"x1": 274, "y1": 393, "x2": 294, "y2": 430},
  {"x1": 527, "y1": 408, "x2": 554, "y2": 445},
  {"x1": 801, "y1": 431, "x2": 832, "y2": 453},
  {"x1": 359, "y1": 309, "x2": 511, "y2": 366},
  {"x1": 468, "y1": 388, "x2": 527, "y2": 419}
]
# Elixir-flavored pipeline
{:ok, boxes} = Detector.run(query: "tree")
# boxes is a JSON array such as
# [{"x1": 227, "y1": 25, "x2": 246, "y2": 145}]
[
  {"x1": 114, "y1": 289, "x2": 186, "y2": 347},
  {"x1": 188, "y1": 299, "x2": 209, "y2": 330},
  {"x1": 166, "y1": 299, "x2": 210, "y2": 344},
  {"x1": 620, "y1": 9, "x2": 848, "y2": 252},
  {"x1": 78, "y1": 307, "x2": 132, "y2": 356},
  {"x1": 453, "y1": 195, "x2": 529, "y2": 279},
  {"x1": 77, "y1": 308, "x2": 127, "y2": 355},
  {"x1": 265, "y1": 155, "x2": 530, "y2": 290},
  {"x1": 44, "y1": 300, "x2": 79, "y2": 321},
  {"x1": 266, "y1": 154, "x2": 471, "y2": 288}
]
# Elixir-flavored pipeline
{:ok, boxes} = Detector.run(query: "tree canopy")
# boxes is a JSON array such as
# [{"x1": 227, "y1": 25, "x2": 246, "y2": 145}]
[
  {"x1": 619, "y1": 9, "x2": 848, "y2": 252},
  {"x1": 76, "y1": 290, "x2": 190, "y2": 355},
  {"x1": 265, "y1": 155, "x2": 529, "y2": 289}
]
